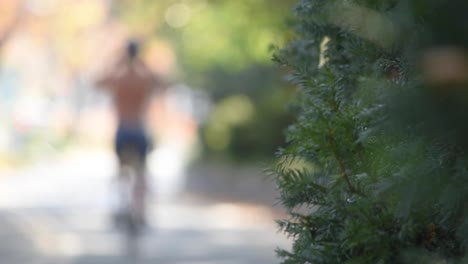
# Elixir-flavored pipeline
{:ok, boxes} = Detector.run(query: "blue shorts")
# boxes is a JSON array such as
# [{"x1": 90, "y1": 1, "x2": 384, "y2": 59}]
[{"x1": 115, "y1": 125, "x2": 149, "y2": 162}]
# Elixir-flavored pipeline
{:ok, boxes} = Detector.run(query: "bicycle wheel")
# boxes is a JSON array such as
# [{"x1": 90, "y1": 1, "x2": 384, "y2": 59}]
[{"x1": 116, "y1": 144, "x2": 146, "y2": 256}]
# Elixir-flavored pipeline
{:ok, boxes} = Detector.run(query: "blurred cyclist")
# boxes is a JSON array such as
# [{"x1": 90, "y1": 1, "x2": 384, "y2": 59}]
[{"x1": 96, "y1": 40, "x2": 165, "y2": 227}]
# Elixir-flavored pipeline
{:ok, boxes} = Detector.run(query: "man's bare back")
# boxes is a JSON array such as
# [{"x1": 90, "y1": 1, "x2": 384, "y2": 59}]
[
  {"x1": 98, "y1": 58, "x2": 157, "y2": 126},
  {"x1": 95, "y1": 40, "x2": 166, "y2": 163}
]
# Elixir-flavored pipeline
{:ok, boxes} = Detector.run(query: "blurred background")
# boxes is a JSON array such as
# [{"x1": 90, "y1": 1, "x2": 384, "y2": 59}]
[{"x1": 0, "y1": 0, "x2": 294, "y2": 263}]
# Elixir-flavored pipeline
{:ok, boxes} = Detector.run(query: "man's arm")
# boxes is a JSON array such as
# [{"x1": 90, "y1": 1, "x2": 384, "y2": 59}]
[
  {"x1": 132, "y1": 58, "x2": 169, "y2": 94},
  {"x1": 95, "y1": 52, "x2": 130, "y2": 89},
  {"x1": 95, "y1": 74, "x2": 113, "y2": 88},
  {"x1": 151, "y1": 72, "x2": 170, "y2": 93}
]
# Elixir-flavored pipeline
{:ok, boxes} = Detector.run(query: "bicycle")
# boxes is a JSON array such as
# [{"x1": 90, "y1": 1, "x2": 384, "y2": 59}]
[{"x1": 112, "y1": 142, "x2": 147, "y2": 257}]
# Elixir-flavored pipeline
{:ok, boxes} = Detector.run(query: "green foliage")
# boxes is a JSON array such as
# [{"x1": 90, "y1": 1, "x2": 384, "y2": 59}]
[
  {"x1": 178, "y1": 1, "x2": 292, "y2": 72},
  {"x1": 115, "y1": 0, "x2": 296, "y2": 161},
  {"x1": 275, "y1": 0, "x2": 468, "y2": 263},
  {"x1": 200, "y1": 65, "x2": 294, "y2": 161}
]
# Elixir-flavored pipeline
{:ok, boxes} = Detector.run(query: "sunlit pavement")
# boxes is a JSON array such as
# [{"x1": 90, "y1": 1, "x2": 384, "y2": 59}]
[{"x1": 0, "y1": 148, "x2": 290, "y2": 264}]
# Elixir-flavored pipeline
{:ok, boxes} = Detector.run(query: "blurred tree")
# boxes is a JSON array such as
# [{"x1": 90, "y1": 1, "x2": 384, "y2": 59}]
[
  {"x1": 0, "y1": 0, "x2": 21, "y2": 48},
  {"x1": 115, "y1": 0, "x2": 296, "y2": 161},
  {"x1": 274, "y1": 0, "x2": 468, "y2": 263}
]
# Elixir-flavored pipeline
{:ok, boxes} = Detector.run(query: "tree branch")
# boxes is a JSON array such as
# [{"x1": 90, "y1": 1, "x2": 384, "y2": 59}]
[{"x1": 327, "y1": 127, "x2": 365, "y2": 197}]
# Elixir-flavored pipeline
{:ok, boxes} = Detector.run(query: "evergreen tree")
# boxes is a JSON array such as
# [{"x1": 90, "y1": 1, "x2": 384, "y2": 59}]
[{"x1": 274, "y1": 0, "x2": 468, "y2": 263}]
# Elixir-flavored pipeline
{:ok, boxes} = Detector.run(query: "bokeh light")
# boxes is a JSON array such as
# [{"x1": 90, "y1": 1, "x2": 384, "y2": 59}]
[{"x1": 165, "y1": 3, "x2": 192, "y2": 28}]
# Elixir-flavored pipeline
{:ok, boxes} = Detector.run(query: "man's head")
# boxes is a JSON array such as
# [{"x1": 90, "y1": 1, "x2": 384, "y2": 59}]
[{"x1": 126, "y1": 40, "x2": 140, "y2": 60}]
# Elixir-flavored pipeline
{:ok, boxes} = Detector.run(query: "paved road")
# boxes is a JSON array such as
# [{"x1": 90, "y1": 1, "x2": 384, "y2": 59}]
[{"x1": 0, "y1": 149, "x2": 290, "y2": 264}]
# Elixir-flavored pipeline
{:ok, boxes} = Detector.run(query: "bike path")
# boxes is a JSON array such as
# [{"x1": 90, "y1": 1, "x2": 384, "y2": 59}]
[{"x1": 0, "y1": 149, "x2": 290, "y2": 264}]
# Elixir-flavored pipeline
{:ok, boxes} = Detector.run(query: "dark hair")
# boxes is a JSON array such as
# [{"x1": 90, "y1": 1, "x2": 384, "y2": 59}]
[{"x1": 127, "y1": 40, "x2": 139, "y2": 59}]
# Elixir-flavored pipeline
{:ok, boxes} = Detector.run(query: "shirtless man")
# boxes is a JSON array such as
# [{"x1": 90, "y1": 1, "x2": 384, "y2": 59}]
[{"x1": 96, "y1": 40, "x2": 164, "y2": 226}]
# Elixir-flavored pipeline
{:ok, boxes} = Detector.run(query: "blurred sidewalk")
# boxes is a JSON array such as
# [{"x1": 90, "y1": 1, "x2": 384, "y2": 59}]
[
  {"x1": 0, "y1": 212, "x2": 57, "y2": 264},
  {"x1": 0, "y1": 148, "x2": 289, "y2": 264}
]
